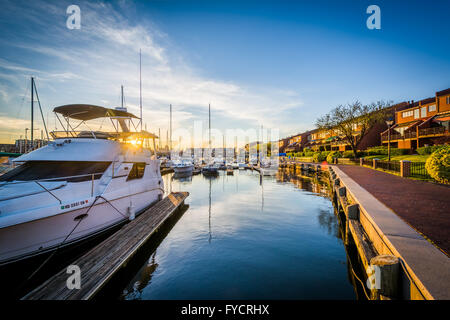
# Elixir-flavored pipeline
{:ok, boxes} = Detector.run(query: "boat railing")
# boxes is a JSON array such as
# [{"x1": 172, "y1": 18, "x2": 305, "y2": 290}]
[
  {"x1": 0, "y1": 172, "x2": 106, "y2": 203},
  {"x1": 0, "y1": 172, "x2": 105, "y2": 185}
]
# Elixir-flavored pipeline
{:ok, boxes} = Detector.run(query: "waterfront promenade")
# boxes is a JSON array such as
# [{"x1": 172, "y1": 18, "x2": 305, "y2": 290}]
[{"x1": 337, "y1": 164, "x2": 450, "y2": 255}]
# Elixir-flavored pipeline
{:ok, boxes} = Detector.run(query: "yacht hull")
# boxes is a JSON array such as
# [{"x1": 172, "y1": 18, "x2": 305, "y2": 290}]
[
  {"x1": 0, "y1": 189, "x2": 162, "y2": 266},
  {"x1": 173, "y1": 165, "x2": 194, "y2": 175}
]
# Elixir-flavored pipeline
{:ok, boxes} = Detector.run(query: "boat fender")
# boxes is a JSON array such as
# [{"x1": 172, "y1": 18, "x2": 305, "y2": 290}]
[{"x1": 128, "y1": 204, "x2": 135, "y2": 221}]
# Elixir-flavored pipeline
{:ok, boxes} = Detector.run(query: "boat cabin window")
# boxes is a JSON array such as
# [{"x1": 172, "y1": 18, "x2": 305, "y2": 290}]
[
  {"x1": 0, "y1": 161, "x2": 111, "y2": 182},
  {"x1": 126, "y1": 162, "x2": 146, "y2": 181}
]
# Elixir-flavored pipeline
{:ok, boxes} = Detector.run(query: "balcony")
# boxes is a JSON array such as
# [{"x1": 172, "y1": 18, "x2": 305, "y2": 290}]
[
  {"x1": 381, "y1": 132, "x2": 404, "y2": 142},
  {"x1": 418, "y1": 126, "x2": 447, "y2": 137},
  {"x1": 381, "y1": 126, "x2": 448, "y2": 142}
]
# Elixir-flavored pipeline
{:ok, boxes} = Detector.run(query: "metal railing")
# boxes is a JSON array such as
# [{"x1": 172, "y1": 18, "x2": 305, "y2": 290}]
[
  {"x1": 381, "y1": 131, "x2": 416, "y2": 141},
  {"x1": 418, "y1": 126, "x2": 446, "y2": 137},
  {"x1": 361, "y1": 158, "x2": 372, "y2": 167},
  {"x1": 0, "y1": 172, "x2": 105, "y2": 202},
  {"x1": 376, "y1": 160, "x2": 401, "y2": 174},
  {"x1": 409, "y1": 162, "x2": 431, "y2": 179}
]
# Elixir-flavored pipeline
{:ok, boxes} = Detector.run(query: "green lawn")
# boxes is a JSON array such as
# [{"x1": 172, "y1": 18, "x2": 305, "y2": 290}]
[{"x1": 362, "y1": 154, "x2": 430, "y2": 162}]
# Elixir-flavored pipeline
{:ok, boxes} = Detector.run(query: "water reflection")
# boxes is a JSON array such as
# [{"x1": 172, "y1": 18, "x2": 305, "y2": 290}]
[
  {"x1": 120, "y1": 169, "x2": 356, "y2": 300},
  {"x1": 276, "y1": 168, "x2": 329, "y2": 197},
  {"x1": 208, "y1": 178, "x2": 212, "y2": 243}
]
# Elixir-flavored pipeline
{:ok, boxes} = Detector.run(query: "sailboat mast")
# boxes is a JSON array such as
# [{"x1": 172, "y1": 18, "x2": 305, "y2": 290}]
[
  {"x1": 169, "y1": 104, "x2": 172, "y2": 153},
  {"x1": 31, "y1": 77, "x2": 34, "y2": 151},
  {"x1": 139, "y1": 49, "x2": 142, "y2": 132},
  {"x1": 208, "y1": 103, "x2": 211, "y2": 149}
]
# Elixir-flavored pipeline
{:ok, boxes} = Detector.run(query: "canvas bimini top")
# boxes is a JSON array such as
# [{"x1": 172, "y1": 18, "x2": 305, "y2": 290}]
[
  {"x1": 53, "y1": 104, "x2": 139, "y2": 121},
  {"x1": 51, "y1": 104, "x2": 158, "y2": 140}
]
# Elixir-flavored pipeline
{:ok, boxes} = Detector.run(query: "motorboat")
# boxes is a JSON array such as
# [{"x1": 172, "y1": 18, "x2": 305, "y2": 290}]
[
  {"x1": 0, "y1": 104, "x2": 163, "y2": 266},
  {"x1": 238, "y1": 162, "x2": 248, "y2": 170},
  {"x1": 202, "y1": 162, "x2": 219, "y2": 176},
  {"x1": 259, "y1": 159, "x2": 278, "y2": 176},
  {"x1": 172, "y1": 159, "x2": 194, "y2": 176}
]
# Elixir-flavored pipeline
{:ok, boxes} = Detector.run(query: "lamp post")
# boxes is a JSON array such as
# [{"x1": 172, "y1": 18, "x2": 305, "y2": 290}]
[{"x1": 386, "y1": 118, "x2": 394, "y2": 162}]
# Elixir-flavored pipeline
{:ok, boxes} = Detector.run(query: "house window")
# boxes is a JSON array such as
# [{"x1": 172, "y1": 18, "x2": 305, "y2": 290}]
[
  {"x1": 447, "y1": 96, "x2": 450, "y2": 104},
  {"x1": 414, "y1": 109, "x2": 420, "y2": 119},
  {"x1": 402, "y1": 110, "x2": 413, "y2": 118},
  {"x1": 126, "y1": 162, "x2": 146, "y2": 181},
  {"x1": 421, "y1": 107, "x2": 427, "y2": 118},
  {"x1": 428, "y1": 104, "x2": 436, "y2": 112}
]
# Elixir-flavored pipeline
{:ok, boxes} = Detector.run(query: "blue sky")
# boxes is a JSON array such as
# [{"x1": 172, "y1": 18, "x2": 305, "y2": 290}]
[{"x1": 0, "y1": 0, "x2": 449, "y2": 146}]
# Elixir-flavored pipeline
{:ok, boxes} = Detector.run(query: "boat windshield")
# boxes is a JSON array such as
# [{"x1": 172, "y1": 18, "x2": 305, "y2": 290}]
[{"x1": 0, "y1": 161, "x2": 111, "y2": 183}]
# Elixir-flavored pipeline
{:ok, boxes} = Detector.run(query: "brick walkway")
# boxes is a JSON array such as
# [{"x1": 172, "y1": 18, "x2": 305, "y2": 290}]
[{"x1": 337, "y1": 165, "x2": 450, "y2": 255}]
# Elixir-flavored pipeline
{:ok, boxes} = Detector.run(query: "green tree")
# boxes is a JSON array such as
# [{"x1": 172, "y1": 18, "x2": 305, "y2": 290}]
[{"x1": 315, "y1": 101, "x2": 391, "y2": 157}]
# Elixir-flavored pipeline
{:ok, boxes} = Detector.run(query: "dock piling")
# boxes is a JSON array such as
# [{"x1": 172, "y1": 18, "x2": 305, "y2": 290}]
[{"x1": 369, "y1": 255, "x2": 400, "y2": 300}]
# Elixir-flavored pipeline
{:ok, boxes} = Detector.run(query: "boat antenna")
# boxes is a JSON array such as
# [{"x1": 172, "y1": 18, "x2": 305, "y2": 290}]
[
  {"x1": 121, "y1": 85, "x2": 124, "y2": 108},
  {"x1": 139, "y1": 49, "x2": 143, "y2": 132}
]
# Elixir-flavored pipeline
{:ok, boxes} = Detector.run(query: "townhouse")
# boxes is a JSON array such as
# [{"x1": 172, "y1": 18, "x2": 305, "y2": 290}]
[{"x1": 381, "y1": 88, "x2": 450, "y2": 150}]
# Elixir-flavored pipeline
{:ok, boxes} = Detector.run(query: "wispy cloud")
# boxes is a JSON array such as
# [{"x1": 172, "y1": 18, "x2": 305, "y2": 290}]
[{"x1": 0, "y1": 0, "x2": 304, "y2": 144}]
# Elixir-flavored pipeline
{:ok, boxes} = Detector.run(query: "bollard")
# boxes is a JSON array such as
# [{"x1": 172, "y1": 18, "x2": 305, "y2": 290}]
[
  {"x1": 369, "y1": 255, "x2": 400, "y2": 299},
  {"x1": 373, "y1": 158, "x2": 378, "y2": 170},
  {"x1": 128, "y1": 204, "x2": 136, "y2": 221},
  {"x1": 338, "y1": 186, "x2": 346, "y2": 198},
  {"x1": 346, "y1": 204, "x2": 359, "y2": 220}
]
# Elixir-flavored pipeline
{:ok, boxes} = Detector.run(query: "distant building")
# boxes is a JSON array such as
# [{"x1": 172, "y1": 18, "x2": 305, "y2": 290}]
[{"x1": 15, "y1": 139, "x2": 48, "y2": 153}]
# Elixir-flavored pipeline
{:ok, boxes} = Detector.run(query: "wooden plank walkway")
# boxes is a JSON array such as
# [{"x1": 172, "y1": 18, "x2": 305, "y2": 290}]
[{"x1": 22, "y1": 192, "x2": 189, "y2": 300}]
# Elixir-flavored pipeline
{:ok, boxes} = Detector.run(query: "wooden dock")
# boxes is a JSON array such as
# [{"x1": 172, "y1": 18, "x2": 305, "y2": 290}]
[{"x1": 22, "y1": 192, "x2": 189, "y2": 300}]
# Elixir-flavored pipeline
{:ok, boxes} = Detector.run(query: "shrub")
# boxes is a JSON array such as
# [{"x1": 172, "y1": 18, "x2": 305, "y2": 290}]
[
  {"x1": 366, "y1": 146, "x2": 388, "y2": 156},
  {"x1": 390, "y1": 148, "x2": 409, "y2": 156},
  {"x1": 342, "y1": 150, "x2": 355, "y2": 158},
  {"x1": 417, "y1": 145, "x2": 444, "y2": 155},
  {"x1": 312, "y1": 152, "x2": 327, "y2": 163},
  {"x1": 425, "y1": 146, "x2": 450, "y2": 184},
  {"x1": 304, "y1": 150, "x2": 314, "y2": 157},
  {"x1": 326, "y1": 151, "x2": 342, "y2": 163}
]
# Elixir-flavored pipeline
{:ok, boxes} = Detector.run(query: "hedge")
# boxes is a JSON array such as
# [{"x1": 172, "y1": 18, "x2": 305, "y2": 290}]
[
  {"x1": 365, "y1": 146, "x2": 409, "y2": 156},
  {"x1": 312, "y1": 152, "x2": 327, "y2": 163},
  {"x1": 326, "y1": 151, "x2": 342, "y2": 163},
  {"x1": 417, "y1": 145, "x2": 444, "y2": 155},
  {"x1": 425, "y1": 145, "x2": 450, "y2": 184}
]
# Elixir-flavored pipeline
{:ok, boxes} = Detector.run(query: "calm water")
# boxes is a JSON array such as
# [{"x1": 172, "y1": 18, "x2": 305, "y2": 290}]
[{"x1": 119, "y1": 169, "x2": 356, "y2": 300}]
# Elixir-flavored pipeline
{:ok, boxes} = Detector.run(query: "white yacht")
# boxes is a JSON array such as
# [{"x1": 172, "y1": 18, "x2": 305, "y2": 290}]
[
  {"x1": 172, "y1": 159, "x2": 194, "y2": 175},
  {"x1": 259, "y1": 158, "x2": 279, "y2": 176},
  {"x1": 0, "y1": 104, "x2": 163, "y2": 266}
]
